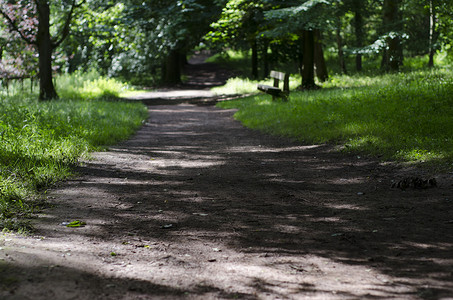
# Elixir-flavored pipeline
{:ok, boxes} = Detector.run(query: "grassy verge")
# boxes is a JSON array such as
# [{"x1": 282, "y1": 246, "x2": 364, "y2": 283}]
[
  {"x1": 217, "y1": 68, "x2": 453, "y2": 170},
  {"x1": 0, "y1": 73, "x2": 148, "y2": 231}
]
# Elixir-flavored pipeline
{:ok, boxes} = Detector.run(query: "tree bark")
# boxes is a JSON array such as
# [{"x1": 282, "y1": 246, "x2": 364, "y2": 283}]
[
  {"x1": 353, "y1": 0, "x2": 363, "y2": 72},
  {"x1": 36, "y1": 0, "x2": 57, "y2": 100},
  {"x1": 335, "y1": 26, "x2": 347, "y2": 74},
  {"x1": 314, "y1": 30, "x2": 328, "y2": 82},
  {"x1": 428, "y1": 0, "x2": 436, "y2": 68},
  {"x1": 251, "y1": 38, "x2": 258, "y2": 79},
  {"x1": 382, "y1": 0, "x2": 402, "y2": 71},
  {"x1": 301, "y1": 30, "x2": 316, "y2": 89},
  {"x1": 262, "y1": 39, "x2": 269, "y2": 79},
  {"x1": 162, "y1": 49, "x2": 182, "y2": 85}
]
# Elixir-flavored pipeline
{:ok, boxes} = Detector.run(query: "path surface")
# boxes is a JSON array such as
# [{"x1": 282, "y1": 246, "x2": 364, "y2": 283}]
[
  {"x1": 2, "y1": 102, "x2": 453, "y2": 299},
  {"x1": 1, "y1": 58, "x2": 453, "y2": 299}
]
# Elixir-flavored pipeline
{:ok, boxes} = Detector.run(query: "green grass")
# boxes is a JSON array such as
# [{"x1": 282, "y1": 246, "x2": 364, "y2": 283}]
[
  {"x1": 57, "y1": 70, "x2": 131, "y2": 100},
  {"x1": 0, "y1": 73, "x2": 148, "y2": 231},
  {"x1": 217, "y1": 68, "x2": 453, "y2": 169},
  {"x1": 211, "y1": 74, "x2": 301, "y2": 95}
]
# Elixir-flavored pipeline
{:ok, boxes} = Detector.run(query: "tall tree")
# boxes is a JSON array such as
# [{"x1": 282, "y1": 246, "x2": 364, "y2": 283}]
[
  {"x1": 330, "y1": 0, "x2": 350, "y2": 74},
  {"x1": 208, "y1": 0, "x2": 270, "y2": 79},
  {"x1": 314, "y1": 29, "x2": 328, "y2": 82},
  {"x1": 0, "y1": 0, "x2": 84, "y2": 100},
  {"x1": 381, "y1": 0, "x2": 402, "y2": 71},
  {"x1": 427, "y1": 0, "x2": 435, "y2": 67},
  {"x1": 301, "y1": 29, "x2": 316, "y2": 88},
  {"x1": 352, "y1": 0, "x2": 364, "y2": 71},
  {"x1": 264, "y1": 0, "x2": 330, "y2": 89}
]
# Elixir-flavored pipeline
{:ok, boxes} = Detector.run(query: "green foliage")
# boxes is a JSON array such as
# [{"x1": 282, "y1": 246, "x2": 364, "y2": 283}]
[
  {"x1": 263, "y1": 0, "x2": 331, "y2": 35},
  {"x1": 212, "y1": 74, "x2": 301, "y2": 95},
  {"x1": 57, "y1": 70, "x2": 129, "y2": 100},
  {"x1": 0, "y1": 73, "x2": 148, "y2": 231},
  {"x1": 218, "y1": 68, "x2": 453, "y2": 169},
  {"x1": 61, "y1": 0, "x2": 226, "y2": 83}
]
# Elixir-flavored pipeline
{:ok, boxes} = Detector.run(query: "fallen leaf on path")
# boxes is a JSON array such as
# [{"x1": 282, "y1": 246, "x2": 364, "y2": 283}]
[
  {"x1": 193, "y1": 213, "x2": 208, "y2": 216},
  {"x1": 61, "y1": 220, "x2": 86, "y2": 227},
  {"x1": 331, "y1": 233, "x2": 344, "y2": 237}
]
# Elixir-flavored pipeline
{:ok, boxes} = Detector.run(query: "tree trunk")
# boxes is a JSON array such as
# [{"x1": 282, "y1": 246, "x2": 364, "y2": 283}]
[
  {"x1": 382, "y1": 0, "x2": 402, "y2": 71},
  {"x1": 428, "y1": 0, "x2": 436, "y2": 68},
  {"x1": 36, "y1": 0, "x2": 57, "y2": 100},
  {"x1": 262, "y1": 39, "x2": 269, "y2": 79},
  {"x1": 162, "y1": 49, "x2": 182, "y2": 85},
  {"x1": 335, "y1": 26, "x2": 347, "y2": 74},
  {"x1": 314, "y1": 30, "x2": 328, "y2": 82},
  {"x1": 353, "y1": 0, "x2": 363, "y2": 72},
  {"x1": 251, "y1": 39, "x2": 258, "y2": 79},
  {"x1": 301, "y1": 30, "x2": 316, "y2": 89}
]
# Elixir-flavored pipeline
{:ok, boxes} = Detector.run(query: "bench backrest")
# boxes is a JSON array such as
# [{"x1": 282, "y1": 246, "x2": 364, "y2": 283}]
[
  {"x1": 270, "y1": 70, "x2": 289, "y2": 93},
  {"x1": 270, "y1": 71, "x2": 286, "y2": 81}
]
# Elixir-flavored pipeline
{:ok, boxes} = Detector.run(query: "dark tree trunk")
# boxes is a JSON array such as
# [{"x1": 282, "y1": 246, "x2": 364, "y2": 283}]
[
  {"x1": 251, "y1": 39, "x2": 258, "y2": 79},
  {"x1": 297, "y1": 39, "x2": 303, "y2": 78},
  {"x1": 382, "y1": 0, "x2": 402, "y2": 71},
  {"x1": 428, "y1": 0, "x2": 436, "y2": 68},
  {"x1": 180, "y1": 51, "x2": 188, "y2": 67},
  {"x1": 336, "y1": 26, "x2": 347, "y2": 74},
  {"x1": 301, "y1": 30, "x2": 316, "y2": 89},
  {"x1": 1, "y1": 0, "x2": 80, "y2": 100},
  {"x1": 314, "y1": 30, "x2": 328, "y2": 82},
  {"x1": 163, "y1": 49, "x2": 182, "y2": 85},
  {"x1": 353, "y1": 0, "x2": 364, "y2": 72},
  {"x1": 262, "y1": 39, "x2": 269, "y2": 79},
  {"x1": 36, "y1": 0, "x2": 57, "y2": 100}
]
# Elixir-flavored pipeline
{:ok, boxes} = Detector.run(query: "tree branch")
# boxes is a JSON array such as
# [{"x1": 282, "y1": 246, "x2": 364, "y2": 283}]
[
  {"x1": 0, "y1": 8, "x2": 36, "y2": 45},
  {"x1": 52, "y1": 0, "x2": 86, "y2": 48}
]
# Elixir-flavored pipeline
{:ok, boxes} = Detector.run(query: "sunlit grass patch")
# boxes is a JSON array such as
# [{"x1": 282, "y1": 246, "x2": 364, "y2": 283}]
[
  {"x1": 0, "y1": 73, "x2": 148, "y2": 231},
  {"x1": 212, "y1": 74, "x2": 301, "y2": 95},
  {"x1": 218, "y1": 68, "x2": 453, "y2": 169},
  {"x1": 212, "y1": 77, "x2": 262, "y2": 95},
  {"x1": 57, "y1": 70, "x2": 131, "y2": 100}
]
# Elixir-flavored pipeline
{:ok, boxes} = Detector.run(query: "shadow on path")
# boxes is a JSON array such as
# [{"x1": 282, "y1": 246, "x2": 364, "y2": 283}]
[{"x1": 1, "y1": 103, "x2": 453, "y2": 299}]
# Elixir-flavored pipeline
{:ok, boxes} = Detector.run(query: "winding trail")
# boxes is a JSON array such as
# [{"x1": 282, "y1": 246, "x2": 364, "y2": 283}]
[{"x1": 1, "y1": 57, "x2": 453, "y2": 299}]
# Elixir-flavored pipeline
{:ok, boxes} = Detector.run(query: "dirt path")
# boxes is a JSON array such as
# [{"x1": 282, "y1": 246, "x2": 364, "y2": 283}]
[
  {"x1": 1, "y1": 57, "x2": 453, "y2": 299},
  {"x1": 1, "y1": 101, "x2": 453, "y2": 299}
]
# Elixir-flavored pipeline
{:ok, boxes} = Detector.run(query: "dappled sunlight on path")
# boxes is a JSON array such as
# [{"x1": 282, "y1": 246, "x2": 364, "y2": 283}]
[{"x1": 1, "y1": 103, "x2": 453, "y2": 299}]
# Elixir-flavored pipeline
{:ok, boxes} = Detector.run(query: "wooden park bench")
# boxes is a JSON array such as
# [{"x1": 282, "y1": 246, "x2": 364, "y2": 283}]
[{"x1": 257, "y1": 70, "x2": 290, "y2": 101}]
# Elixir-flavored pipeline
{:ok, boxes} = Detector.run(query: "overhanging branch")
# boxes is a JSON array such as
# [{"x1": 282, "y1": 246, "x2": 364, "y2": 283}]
[
  {"x1": 0, "y1": 8, "x2": 36, "y2": 45},
  {"x1": 52, "y1": 0, "x2": 86, "y2": 48}
]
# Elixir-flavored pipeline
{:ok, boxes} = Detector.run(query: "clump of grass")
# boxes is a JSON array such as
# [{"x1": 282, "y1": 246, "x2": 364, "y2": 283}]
[
  {"x1": 57, "y1": 70, "x2": 130, "y2": 100},
  {"x1": 212, "y1": 75, "x2": 301, "y2": 95},
  {"x1": 0, "y1": 73, "x2": 148, "y2": 231},
  {"x1": 218, "y1": 68, "x2": 453, "y2": 169},
  {"x1": 212, "y1": 77, "x2": 262, "y2": 95}
]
